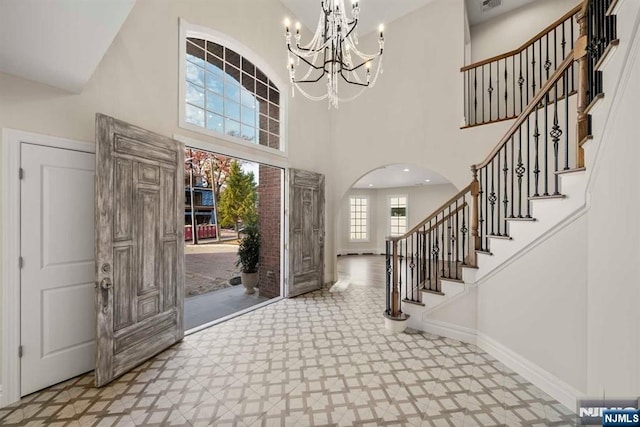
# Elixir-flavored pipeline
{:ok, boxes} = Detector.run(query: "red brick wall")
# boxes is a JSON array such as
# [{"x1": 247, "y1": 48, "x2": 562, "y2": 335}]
[{"x1": 258, "y1": 165, "x2": 281, "y2": 298}]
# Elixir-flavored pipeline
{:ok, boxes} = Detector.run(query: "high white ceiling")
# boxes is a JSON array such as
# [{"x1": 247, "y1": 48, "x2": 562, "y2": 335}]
[
  {"x1": 280, "y1": 0, "x2": 540, "y2": 35},
  {"x1": 280, "y1": 0, "x2": 437, "y2": 36},
  {"x1": 0, "y1": 0, "x2": 135, "y2": 93},
  {"x1": 353, "y1": 164, "x2": 450, "y2": 189}
]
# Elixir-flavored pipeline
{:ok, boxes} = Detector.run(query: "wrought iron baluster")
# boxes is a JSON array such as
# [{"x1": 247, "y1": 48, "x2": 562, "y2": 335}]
[
  {"x1": 482, "y1": 65, "x2": 486, "y2": 124},
  {"x1": 504, "y1": 58, "x2": 508, "y2": 119},
  {"x1": 512, "y1": 56, "x2": 516, "y2": 118},
  {"x1": 531, "y1": 43, "x2": 537, "y2": 98},
  {"x1": 478, "y1": 168, "x2": 485, "y2": 251},
  {"x1": 526, "y1": 115, "x2": 532, "y2": 217},
  {"x1": 502, "y1": 146, "x2": 509, "y2": 233},
  {"x1": 462, "y1": 194, "x2": 468, "y2": 265},
  {"x1": 455, "y1": 199, "x2": 460, "y2": 277},
  {"x1": 564, "y1": 67, "x2": 570, "y2": 170},
  {"x1": 489, "y1": 160, "x2": 496, "y2": 235},
  {"x1": 497, "y1": 150, "x2": 502, "y2": 235},
  {"x1": 497, "y1": 60, "x2": 500, "y2": 120},
  {"x1": 385, "y1": 240, "x2": 391, "y2": 315},
  {"x1": 441, "y1": 213, "x2": 446, "y2": 278},
  {"x1": 518, "y1": 53, "x2": 524, "y2": 116},
  {"x1": 447, "y1": 205, "x2": 452, "y2": 278},
  {"x1": 510, "y1": 135, "x2": 515, "y2": 218},
  {"x1": 427, "y1": 223, "x2": 432, "y2": 291},
  {"x1": 551, "y1": 80, "x2": 562, "y2": 195},
  {"x1": 543, "y1": 85, "x2": 550, "y2": 196},
  {"x1": 533, "y1": 107, "x2": 541, "y2": 197},
  {"x1": 516, "y1": 127, "x2": 525, "y2": 217},
  {"x1": 488, "y1": 63, "x2": 493, "y2": 122},
  {"x1": 474, "y1": 68, "x2": 478, "y2": 125}
]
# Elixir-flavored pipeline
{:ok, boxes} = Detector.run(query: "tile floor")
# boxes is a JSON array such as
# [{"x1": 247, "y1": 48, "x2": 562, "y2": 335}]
[{"x1": 0, "y1": 255, "x2": 577, "y2": 426}]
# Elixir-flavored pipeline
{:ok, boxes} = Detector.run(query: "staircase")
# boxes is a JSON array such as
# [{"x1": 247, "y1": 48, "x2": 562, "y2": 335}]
[{"x1": 384, "y1": 0, "x2": 632, "y2": 410}]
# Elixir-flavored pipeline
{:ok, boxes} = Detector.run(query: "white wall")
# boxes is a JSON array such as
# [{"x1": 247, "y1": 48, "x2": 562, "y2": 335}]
[
  {"x1": 470, "y1": 0, "x2": 582, "y2": 63},
  {"x1": 586, "y1": 9, "x2": 640, "y2": 397},
  {"x1": 337, "y1": 184, "x2": 458, "y2": 255},
  {"x1": 476, "y1": 215, "x2": 588, "y2": 393}
]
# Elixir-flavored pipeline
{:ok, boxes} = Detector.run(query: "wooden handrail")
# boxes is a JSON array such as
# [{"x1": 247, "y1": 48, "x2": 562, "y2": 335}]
[
  {"x1": 474, "y1": 50, "x2": 575, "y2": 170},
  {"x1": 460, "y1": 3, "x2": 582, "y2": 72},
  {"x1": 417, "y1": 203, "x2": 468, "y2": 235},
  {"x1": 388, "y1": 184, "x2": 472, "y2": 242}
]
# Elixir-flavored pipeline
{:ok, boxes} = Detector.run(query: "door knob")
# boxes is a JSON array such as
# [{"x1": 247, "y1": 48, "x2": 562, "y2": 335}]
[
  {"x1": 100, "y1": 278, "x2": 112, "y2": 313},
  {"x1": 100, "y1": 278, "x2": 112, "y2": 290}
]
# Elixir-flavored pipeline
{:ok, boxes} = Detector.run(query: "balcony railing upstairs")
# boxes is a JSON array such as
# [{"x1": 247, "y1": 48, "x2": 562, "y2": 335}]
[{"x1": 461, "y1": 4, "x2": 582, "y2": 127}]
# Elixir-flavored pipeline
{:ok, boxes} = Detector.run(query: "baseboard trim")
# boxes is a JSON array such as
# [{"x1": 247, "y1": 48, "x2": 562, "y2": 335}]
[
  {"x1": 419, "y1": 318, "x2": 582, "y2": 413},
  {"x1": 422, "y1": 318, "x2": 478, "y2": 345},
  {"x1": 476, "y1": 333, "x2": 583, "y2": 413}
]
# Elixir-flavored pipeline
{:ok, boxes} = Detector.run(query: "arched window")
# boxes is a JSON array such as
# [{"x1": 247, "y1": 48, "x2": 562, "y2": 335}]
[{"x1": 182, "y1": 36, "x2": 282, "y2": 151}]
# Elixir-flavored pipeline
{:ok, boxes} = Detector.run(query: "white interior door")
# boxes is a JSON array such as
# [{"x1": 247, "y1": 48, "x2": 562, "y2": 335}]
[{"x1": 20, "y1": 143, "x2": 96, "y2": 396}]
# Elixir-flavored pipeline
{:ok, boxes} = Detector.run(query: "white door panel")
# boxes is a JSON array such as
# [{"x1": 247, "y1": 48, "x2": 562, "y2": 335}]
[{"x1": 21, "y1": 143, "x2": 96, "y2": 396}]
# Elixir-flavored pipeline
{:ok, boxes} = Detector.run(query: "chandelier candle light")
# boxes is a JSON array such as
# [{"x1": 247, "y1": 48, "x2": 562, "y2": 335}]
[{"x1": 284, "y1": 0, "x2": 385, "y2": 108}]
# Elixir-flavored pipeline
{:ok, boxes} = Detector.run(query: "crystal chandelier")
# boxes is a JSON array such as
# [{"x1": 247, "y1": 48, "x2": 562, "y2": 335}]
[{"x1": 284, "y1": 0, "x2": 385, "y2": 109}]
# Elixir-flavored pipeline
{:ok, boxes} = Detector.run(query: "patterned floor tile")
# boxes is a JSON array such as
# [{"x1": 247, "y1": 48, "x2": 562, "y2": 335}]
[{"x1": 6, "y1": 256, "x2": 575, "y2": 426}]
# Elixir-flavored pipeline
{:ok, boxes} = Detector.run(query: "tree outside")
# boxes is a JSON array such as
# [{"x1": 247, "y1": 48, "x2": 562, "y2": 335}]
[{"x1": 218, "y1": 160, "x2": 257, "y2": 237}]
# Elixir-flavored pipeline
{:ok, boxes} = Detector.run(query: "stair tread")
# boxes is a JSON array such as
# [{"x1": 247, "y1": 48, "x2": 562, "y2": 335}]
[
  {"x1": 421, "y1": 289, "x2": 445, "y2": 296},
  {"x1": 556, "y1": 167, "x2": 586, "y2": 175},
  {"x1": 595, "y1": 39, "x2": 620, "y2": 71},
  {"x1": 402, "y1": 298, "x2": 425, "y2": 307},
  {"x1": 506, "y1": 217, "x2": 536, "y2": 222},
  {"x1": 529, "y1": 194, "x2": 566, "y2": 200},
  {"x1": 476, "y1": 249, "x2": 493, "y2": 255},
  {"x1": 487, "y1": 234, "x2": 512, "y2": 240}
]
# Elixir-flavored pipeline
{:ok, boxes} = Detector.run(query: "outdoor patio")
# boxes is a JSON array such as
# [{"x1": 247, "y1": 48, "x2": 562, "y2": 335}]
[{"x1": 184, "y1": 234, "x2": 272, "y2": 330}]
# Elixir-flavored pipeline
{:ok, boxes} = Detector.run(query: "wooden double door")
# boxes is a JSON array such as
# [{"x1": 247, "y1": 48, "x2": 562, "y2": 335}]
[{"x1": 93, "y1": 116, "x2": 325, "y2": 387}]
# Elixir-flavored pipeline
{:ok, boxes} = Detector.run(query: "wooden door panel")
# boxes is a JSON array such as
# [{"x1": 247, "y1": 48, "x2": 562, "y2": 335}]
[
  {"x1": 288, "y1": 169, "x2": 325, "y2": 297},
  {"x1": 95, "y1": 114, "x2": 184, "y2": 387}
]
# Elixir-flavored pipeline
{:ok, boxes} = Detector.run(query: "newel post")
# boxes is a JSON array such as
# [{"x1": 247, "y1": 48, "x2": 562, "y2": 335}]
[
  {"x1": 391, "y1": 239, "x2": 400, "y2": 317},
  {"x1": 470, "y1": 165, "x2": 480, "y2": 267},
  {"x1": 575, "y1": 3, "x2": 589, "y2": 168}
]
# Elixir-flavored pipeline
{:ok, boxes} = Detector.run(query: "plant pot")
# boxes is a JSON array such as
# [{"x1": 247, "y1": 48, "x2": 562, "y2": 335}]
[{"x1": 241, "y1": 272, "x2": 259, "y2": 294}]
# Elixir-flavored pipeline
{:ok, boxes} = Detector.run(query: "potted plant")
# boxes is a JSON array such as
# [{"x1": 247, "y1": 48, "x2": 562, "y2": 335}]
[{"x1": 236, "y1": 223, "x2": 260, "y2": 294}]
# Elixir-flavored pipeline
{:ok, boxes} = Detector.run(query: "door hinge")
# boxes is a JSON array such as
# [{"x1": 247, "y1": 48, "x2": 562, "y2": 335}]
[
  {"x1": 19, "y1": 168, "x2": 24, "y2": 180},
  {"x1": 18, "y1": 345, "x2": 23, "y2": 358},
  {"x1": 18, "y1": 257, "x2": 23, "y2": 269}
]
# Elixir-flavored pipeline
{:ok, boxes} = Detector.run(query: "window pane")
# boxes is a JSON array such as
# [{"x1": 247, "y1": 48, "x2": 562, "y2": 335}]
[
  {"x1": 186, "y1": 42, "x2": 205, "y2": 66},
  {"x1": 185, "y1": 104, "x2": 205, "y2": 127},
  {"x1": 241, "y1": 124, "x2": 256, "y2": 142},
  {"x1": 186, "y1": 61, "x2": 204, "y2": 87},
  {"x1": 241, "y1": 105, "x2": 257, "y2": 127},
  {"x1": 205, "y1": 54, "x2": 223, "y2": 75},
  {"x1": 241, "y1": 87, "x2": 256, "y2": 107},
  {"x1": 225, "y1": 83, "x2": 240, "y2": 103},
  {"x1": 186, "y1": 82, "x2": 205, "y2": 108},
  {"x1": 205, "y1": 72, "x2": 223, "y2": 95},
  {"x1": 206, "y1": 112, "x2": 223, "y2": 131},
  {"x1": 225, "y1": 118, "x2": 240, "y2": 137},
  {"x1": 206, "y1": 91, "x2": 223, "y2": 115},
  {"x1": 225, "y1": 65, "x2": 241, "y2": 84},
  {"x1": 225, "y1": 99, "x2": 240, "y2": 122}
]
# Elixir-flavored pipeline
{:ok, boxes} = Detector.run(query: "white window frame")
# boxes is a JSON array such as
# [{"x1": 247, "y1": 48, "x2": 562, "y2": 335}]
[
  {"x1": 389, "y1": 195, "x2": 408, "y2": 236},
  {"x1": 349, "y1": 195, "x2": 369, "y2": 242},
  {"x1": 179, "y1": 18, "x2": 288, "y2": 159}
]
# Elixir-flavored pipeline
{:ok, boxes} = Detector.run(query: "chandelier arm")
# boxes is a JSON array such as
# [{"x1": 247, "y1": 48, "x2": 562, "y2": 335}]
[
  {"x1": 293, "y1": 71, "x2": 327, "y2": 84},
  {"x1": 339, "y1": 70, "x2": 369, "y2": 87},
  {"x1": 288, "y1": 47, "x2": 326, "y2": 71},
  {"x1": 343, "y1": 19, "x2": 358, "y2": 39},
  {"x1": 341, "y1": 57, "x2": 379, "y2": 73}
]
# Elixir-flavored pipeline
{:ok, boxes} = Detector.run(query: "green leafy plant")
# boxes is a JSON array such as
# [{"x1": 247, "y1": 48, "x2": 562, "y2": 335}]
[{"x1": 236, "y1": 224, "x2": 260, "y2": 274}]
